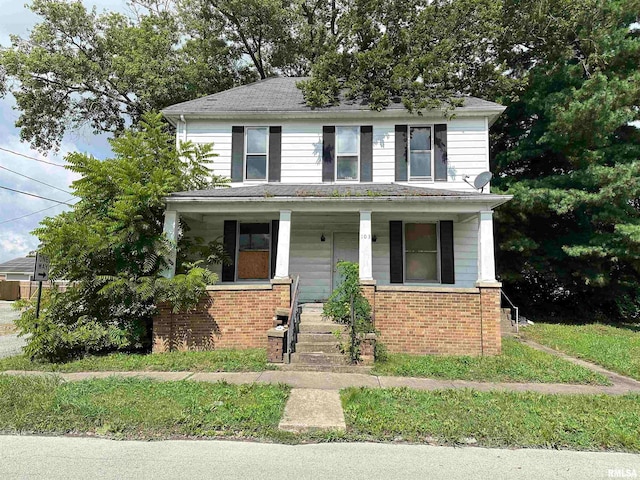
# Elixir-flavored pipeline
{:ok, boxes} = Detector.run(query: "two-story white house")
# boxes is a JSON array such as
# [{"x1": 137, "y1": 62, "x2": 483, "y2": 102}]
[{"x1": 154, "y1": 77, "x2": 511, "y2": 360}]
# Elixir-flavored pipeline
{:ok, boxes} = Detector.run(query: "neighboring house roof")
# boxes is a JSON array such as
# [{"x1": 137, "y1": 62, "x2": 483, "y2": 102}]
[
  {"x1": 0, "y1": 257, "x2": 35, "y2": 275},
  {"x1": 162, "y1": 77, "x2": 506, "y2": 123}
]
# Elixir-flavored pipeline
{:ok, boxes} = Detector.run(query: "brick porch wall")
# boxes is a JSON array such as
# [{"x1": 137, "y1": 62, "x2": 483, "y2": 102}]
[
  {"x1": 152, "y1": 280, "x2": 291, "y2": 353},
  {"x1": 366, "y1": 284, "x2": 502, "y2": 356}
]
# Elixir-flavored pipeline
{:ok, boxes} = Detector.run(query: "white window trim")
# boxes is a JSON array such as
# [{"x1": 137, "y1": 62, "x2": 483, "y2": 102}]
[
  {"x1": 408, "y1": 125, "x2": 435, "y2": 182},
  {"x1": 402, "y1": 221, "x2": 441, "y2": 284},
  {"x1": 244, "y1": 126, "x2": 269, "y2": 182},
  {"x1": 235, "y1": 221, "x2": 272, "y2": 282},
  {"x1": 335, "y1": 126, "x2": 360, "y2": 182}
]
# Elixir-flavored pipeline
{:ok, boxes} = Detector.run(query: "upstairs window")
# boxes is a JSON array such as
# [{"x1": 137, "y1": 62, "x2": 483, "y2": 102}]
[
  {"x1": 237, "y1": 223, "x2": 270, "y2": 280},
  {"x1": 245, "y1": 127, "x2": 268, "y2": 181},
  {"x1": 405, "y1": 223, "x2": 438, "y2": 282},
  {"x1": 409, "y1": 126, "x2": 432, "y2": 180},
  {"x1": 336, "y1": 126, "x2": 359, "y2": 181}
]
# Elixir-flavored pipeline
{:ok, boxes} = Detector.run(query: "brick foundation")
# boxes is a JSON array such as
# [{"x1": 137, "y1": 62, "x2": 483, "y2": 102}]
[
  {"x1": 369, "y1": 283, "x2": 502, "y2": 356},
  {"x1": 152, "y1": 280, "x2": 291, "y2": 353}
]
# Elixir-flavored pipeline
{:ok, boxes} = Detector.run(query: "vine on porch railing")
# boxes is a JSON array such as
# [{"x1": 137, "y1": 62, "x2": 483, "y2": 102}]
[{"x1": 286, "y1": 275, "x2": 301, "y2": 363}]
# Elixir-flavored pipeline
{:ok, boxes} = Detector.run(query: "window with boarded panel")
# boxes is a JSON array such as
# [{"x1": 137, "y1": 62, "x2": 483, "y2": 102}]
[{"x1": 237, "y1": 223, "x2": 270, "y2": 280}]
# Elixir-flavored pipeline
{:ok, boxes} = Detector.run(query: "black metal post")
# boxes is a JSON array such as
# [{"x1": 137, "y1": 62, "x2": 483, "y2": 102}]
[
  {"x1": 350, "y1": 294, "x2": 355, "y2": 363},
  {"x1": 35, "y1": 281, "x2": 43, "y2": 319}
]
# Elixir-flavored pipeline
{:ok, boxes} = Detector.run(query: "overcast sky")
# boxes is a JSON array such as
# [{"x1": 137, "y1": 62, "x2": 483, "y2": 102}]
[{"x1": 0, "y1": 1, "x2": 130, "y2": 263}]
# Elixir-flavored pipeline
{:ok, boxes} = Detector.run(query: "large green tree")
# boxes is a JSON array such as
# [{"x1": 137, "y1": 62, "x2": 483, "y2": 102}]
[
  {"x1": 0, "y1": 0, "x2": 248, "y2": 151},
  {"x1": 492, "y1": 0, "x2": 640, "y2": 319},
  {"x1": 298, "y1": 0, "x2": 515, "y2": 110},
  {"x1": 18, "y1": 113, "x2": 227, "y2": 361},
  {"x1": 179, "y1": 0, "x2": 339, "y2": 78}
]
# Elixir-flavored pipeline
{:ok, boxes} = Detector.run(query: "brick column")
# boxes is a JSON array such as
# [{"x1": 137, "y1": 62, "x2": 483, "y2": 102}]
[{"x1": 478, "y1": 283, "x2": 502, "y2": 355}]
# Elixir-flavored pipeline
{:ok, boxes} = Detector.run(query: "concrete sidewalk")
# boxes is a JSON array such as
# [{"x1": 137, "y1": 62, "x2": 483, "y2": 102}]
[{"x1": 3, "y1": 368, "x2": 640, "y2": 395}]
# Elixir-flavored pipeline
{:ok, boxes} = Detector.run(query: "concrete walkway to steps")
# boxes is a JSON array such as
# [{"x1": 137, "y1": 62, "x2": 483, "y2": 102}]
[{"x1": 4, "y1": 367, "x2": 640, "y2": 395}]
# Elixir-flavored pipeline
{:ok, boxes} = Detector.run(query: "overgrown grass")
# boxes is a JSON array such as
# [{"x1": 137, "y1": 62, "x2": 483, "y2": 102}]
[
  {"x1": 0, "y1": 375, "x2": 289, "y2": 440},
  {"x1": 523, "y1": 323, "x2": 640, "y2": 381},
  {"x1": 0, "y1": 349, "x2": 270, "y2": 373},
  {"x1": 371, "y1": 338, "x2": 609, "y2": 385},
  {"x1": 341, "y1": 387, "x2": 640, "y2": 452}
]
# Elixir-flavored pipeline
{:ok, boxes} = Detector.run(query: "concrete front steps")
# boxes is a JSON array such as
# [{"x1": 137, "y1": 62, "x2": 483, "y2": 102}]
[{"x1": 289, "y1": 303, "x2": 353, "y2": 369}]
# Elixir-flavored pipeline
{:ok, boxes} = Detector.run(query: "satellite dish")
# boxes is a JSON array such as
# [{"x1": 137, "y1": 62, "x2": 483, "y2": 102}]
[{"x1": 473, "y1": 171, "x2": 493, "y2": 191}]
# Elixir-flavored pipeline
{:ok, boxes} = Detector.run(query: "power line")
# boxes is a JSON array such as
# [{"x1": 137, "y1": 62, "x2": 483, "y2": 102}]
[
  {"x1": 0, "y1": 200, "x2": 75, "y2": 225},
  {"x1": 0, "y1": 164, "x2": 73, "y2": 195},
  {"x1": 0, "y1": 146, "x2": 67, "y2": 168},
  {"x1": 0, "y1": 185, "x2": 73, "y2": 205}
]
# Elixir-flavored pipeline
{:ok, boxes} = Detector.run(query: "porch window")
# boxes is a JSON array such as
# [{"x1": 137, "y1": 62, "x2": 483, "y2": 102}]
[
  {"x1": 237, "y1": 223, "x2": 270, "y2": 280},
  {"x1": 409, "y1": 126, "x2": 432, "y2": 180},
  {"x1": 405, "y1": 223, "x2": 438, "y2": 282},
  {"x1": 336, "y1": 126, "x2": 359, "y2": 180},
  {"x1": 245, "y1": 127, "x2": 268, "y2": 180}
]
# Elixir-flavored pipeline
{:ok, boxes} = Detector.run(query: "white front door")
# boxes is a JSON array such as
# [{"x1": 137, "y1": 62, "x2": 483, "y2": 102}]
[{"x1": 332, "y1": 233, "x2": 359, "y2": 291}]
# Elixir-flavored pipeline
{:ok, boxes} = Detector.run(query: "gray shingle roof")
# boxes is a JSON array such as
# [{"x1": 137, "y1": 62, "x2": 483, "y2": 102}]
[
  {"x1": 169, "y1": 183, "x2": 481, "y2": 199},
  {"x1": 0, "y1": 257, "x2": 35, "y2": 274},
  {"x1": 162, "y1": 77, "x2": 505, "y2": 116}
]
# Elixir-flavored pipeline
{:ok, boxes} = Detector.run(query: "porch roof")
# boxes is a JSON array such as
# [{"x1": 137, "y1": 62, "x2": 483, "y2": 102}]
[
  {"x1": 171, "y1": 183, "x2": 485, "y2": 199},
  {"x1": 165, "y1": 183, "x2": 512, "y2": 212}
]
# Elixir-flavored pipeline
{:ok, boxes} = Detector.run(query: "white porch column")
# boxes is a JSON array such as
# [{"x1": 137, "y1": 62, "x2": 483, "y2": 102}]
[
  {"x1": 161, "y1": 210, "x2": 179, "y2": 279},
  {"x1": 477, "y1": 210, "x2": 497, "y2": 283},
  {"x1": 359, "y1": 210, "x2": 373, "y2": 281},
  {"x1": 274, "y1": 210, "x2": 291, "y2": 279}
]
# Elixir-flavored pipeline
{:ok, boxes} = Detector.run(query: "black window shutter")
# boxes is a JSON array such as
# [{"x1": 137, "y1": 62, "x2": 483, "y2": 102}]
[
  {"x1": 231, "y1": 126, "x2": 244, "y2": 182},
  {"x1": 395, "y1": 125, "x2": 408, "y2": 181},
  {"x1": 439, "y1": 220, "x2": 455, "y2": 284},
  {"x1": 389, "y1": 221, "x2": 404, "y2": 283},
  {"x1": 270, "y1": 219, "x2": 279, "y2": 279},
  {"x1": 434, "y1": 124, "x2": 448, "y2": 181},
  {"x1": 322, "y1": 126, "x2": 335, "y2": 182},
  {"x1": 268, "y1": 126, "x2": 281, "y2": 182},
  {"x1": 222, "y1": 220, "x2": 237, "y2": 282},
  {"x1": 360, "y1": 125, "x2": 373, "y2": 182}
]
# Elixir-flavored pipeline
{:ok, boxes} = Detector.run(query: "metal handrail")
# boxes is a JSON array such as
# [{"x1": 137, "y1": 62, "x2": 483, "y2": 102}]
[
  {"x1": 501, "y1": 289, "x2": 520, "y2": 334},
  {"x1": 286, "y1": 275, "x2": 301, "y2": 362}
]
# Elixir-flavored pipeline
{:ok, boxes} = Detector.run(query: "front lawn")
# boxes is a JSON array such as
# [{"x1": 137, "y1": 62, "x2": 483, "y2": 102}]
[
  {"x1": 0, "y1": 375, "x2": 289, "y2": 440},
  {"x1": 523, "y1": 323, "x2": 640, "y2": 381},
  {"x1": 0, "y1": 348, "x2": 270, "y2": 373},
  {"x1": 372, "y1": 338, "x2": 609, "y2": 385},
  {"x1": 341, "y1": 387, "x2": 640, "y2": 452}
]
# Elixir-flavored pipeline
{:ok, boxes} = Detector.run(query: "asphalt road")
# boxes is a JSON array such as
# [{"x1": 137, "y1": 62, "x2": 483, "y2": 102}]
[{"x1": 0, "y1": 436, "x2": 638, "y2": 480}]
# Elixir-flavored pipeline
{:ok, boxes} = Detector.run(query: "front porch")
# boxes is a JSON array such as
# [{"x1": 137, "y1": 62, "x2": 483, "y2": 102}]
[{"x1": 155, "y1": 184, "x2": 510, "y2": 356}]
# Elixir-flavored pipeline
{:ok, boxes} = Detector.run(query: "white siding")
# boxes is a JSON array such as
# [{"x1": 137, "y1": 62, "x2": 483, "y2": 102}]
[
  {"x1": 181, "y1": 117, "x2": 490, "y2": 192},
  {"x1": 281, "y1": 124, "x2": 323, "y2": 184}
]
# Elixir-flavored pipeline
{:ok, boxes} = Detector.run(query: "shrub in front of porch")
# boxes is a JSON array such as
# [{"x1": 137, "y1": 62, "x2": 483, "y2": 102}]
[
  {"x1": 17, "y1": 113, "x2": 228, "y2": 362},
  {"x1": 323, "y1": 261, "x2": 378, "y2": 364}
]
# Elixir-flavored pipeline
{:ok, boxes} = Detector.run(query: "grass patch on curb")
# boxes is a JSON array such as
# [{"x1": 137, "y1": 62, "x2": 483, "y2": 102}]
[
  {"x1": 523, "y1": 323, "x2": 640, "y2": 381},
  {"x1": 341, "y1": 387, "x2": 640, "y2": 452},
  {"x1": 0, "y1": 375, "x2": 289, "y2": 440},
  {"x1": 371, "y1": 338, "x2": 609, "y2": 385},
  {"x1": 0, "y1": 349, "x2": 270, "y2": 373}
]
